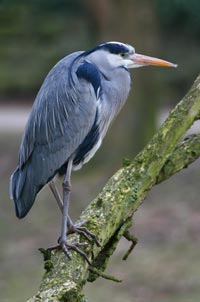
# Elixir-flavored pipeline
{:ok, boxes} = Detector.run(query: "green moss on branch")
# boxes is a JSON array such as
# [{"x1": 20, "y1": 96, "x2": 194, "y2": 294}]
[{"x1": 157, "y1": 134, "x2": 200, "y2": 183}]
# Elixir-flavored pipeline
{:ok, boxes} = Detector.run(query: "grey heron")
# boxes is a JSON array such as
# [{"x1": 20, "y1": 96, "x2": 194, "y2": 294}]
[{"x1": 10, "y1": 41, "x2": 176, "y2": 263}]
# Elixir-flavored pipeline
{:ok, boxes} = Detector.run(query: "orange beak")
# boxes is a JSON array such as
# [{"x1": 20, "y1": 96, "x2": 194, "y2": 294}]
[{"x1": 129, "y1": 53, "x2": 177, "y2": 68}]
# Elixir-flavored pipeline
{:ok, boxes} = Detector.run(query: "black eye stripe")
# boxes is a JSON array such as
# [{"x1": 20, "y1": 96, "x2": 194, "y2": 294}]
[
  {"x1": 105, "y1": 44, "x2": 129, "y2": 54},
  {"x1": 83, "y1": 42, "x2": 135, "y2": 57}
]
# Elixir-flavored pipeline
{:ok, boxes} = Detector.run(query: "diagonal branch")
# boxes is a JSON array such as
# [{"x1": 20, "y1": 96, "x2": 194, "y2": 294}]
[
  {"x1": 157, "y1": 133, "x2": 200, "y2": 184},
  {"x1": 27, "y1": 74, "x2": 200, "y2": 302}
]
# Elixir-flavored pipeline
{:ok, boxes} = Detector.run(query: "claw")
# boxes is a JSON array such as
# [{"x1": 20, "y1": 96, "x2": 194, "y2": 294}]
[
  {"x1": 61, "y1": 241, "x2": 91, "y2": 265},
  {"x1": 76, "y1": 226, "x2": 101, "y2": 247},
  {"x1": 68, "y1": 222, "x2": 101, "y2": 247},
  {"x1": 48, "y1": 241, "x2": 91, "y2": 265},
  {"x1": 61, "y1": 242, "x2": 72, "y2": 260}
]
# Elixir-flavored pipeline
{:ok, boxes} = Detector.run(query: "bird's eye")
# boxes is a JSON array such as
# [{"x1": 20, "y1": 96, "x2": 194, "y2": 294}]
[{"x1": 120, "y1": 53, "x2": 126, "y2": 58}]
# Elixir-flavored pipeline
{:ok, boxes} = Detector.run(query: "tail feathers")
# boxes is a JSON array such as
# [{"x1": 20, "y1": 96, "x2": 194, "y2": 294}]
[{"x1": 10, "y1": 166, "x2": 40, "y2": 219}]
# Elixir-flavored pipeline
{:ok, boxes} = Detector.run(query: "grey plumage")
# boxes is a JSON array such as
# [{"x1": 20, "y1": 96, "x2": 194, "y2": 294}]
[
  {"x1": 10, "y1": 42, "x2": 176, "y2": 260},
  {"x1": 10, "y1": 44, "x2": 131, "y2": 218}
]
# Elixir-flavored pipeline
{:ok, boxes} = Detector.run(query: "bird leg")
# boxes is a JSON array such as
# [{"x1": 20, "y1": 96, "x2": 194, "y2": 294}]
[
  {"x1": 60, "y1": 160, "x2": 82, "y2": 257},
  {"x1": 49, "y1": 180, "x2": 101, "y2": 247},
  {"x1": 49, "y1": 181, "x2": 63, "y2": 212},
  {"x1": 50, "y1": 160, "x2": 90, "y2": 264},
  {"x1": 49, "y1": 180, "x2": 87, "y2": 228}
]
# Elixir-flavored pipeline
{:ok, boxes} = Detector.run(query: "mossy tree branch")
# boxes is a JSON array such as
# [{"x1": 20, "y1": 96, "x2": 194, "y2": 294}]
[
  {"x1": 27, "y1": 74, "x2": 200, "y2": 302},
  {"x1": 157, "y1": 133, "x2": 200, "y2": 183}
]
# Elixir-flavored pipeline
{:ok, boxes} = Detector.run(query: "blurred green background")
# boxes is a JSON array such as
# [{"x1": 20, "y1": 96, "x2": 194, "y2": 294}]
[{"x1": 0, "y1": 1, "x2": 200, "y2": 301}]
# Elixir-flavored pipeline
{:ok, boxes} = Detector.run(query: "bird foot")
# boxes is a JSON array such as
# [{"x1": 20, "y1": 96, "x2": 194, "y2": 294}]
[
  {"x1": 67, "y1": 221, "x2": 101, "y2": 247},
  {"x1": 48, "y1": 241, "x2": 91, "y2": 265}
]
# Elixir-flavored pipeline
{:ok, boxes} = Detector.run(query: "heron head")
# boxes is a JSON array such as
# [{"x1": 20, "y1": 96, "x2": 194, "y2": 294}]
[{"x1": 96, "y1": 41, "x2": 177, "y2": 69}]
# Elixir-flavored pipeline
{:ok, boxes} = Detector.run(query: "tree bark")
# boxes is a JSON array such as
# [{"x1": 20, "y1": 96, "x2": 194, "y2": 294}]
[{"x1": 27, "y1": 74, "x2": 200, "y2": 302}]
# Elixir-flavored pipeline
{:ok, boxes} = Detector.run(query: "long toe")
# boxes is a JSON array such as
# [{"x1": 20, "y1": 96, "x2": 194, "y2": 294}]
[
  {"x1": 76, "y1": 226, "x2": 101, "y2": 247},
  {"x1": 68, "y1": 224, "x2": 101, "y2": 247},
  {"x1": 61, "y1": 242, "x2": 72, "y2": 260},
  {"x1": 48, "y1": 241, "x2": 90, "y2": 264},
  {"x1": 63, "y1": 241, "x2": 91, "y2": 265}
]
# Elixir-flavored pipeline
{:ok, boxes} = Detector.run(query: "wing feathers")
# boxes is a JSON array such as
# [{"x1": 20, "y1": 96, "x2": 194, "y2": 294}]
[{"x1": 11, "y1": 53, "x2": 98, "y2": 217}]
